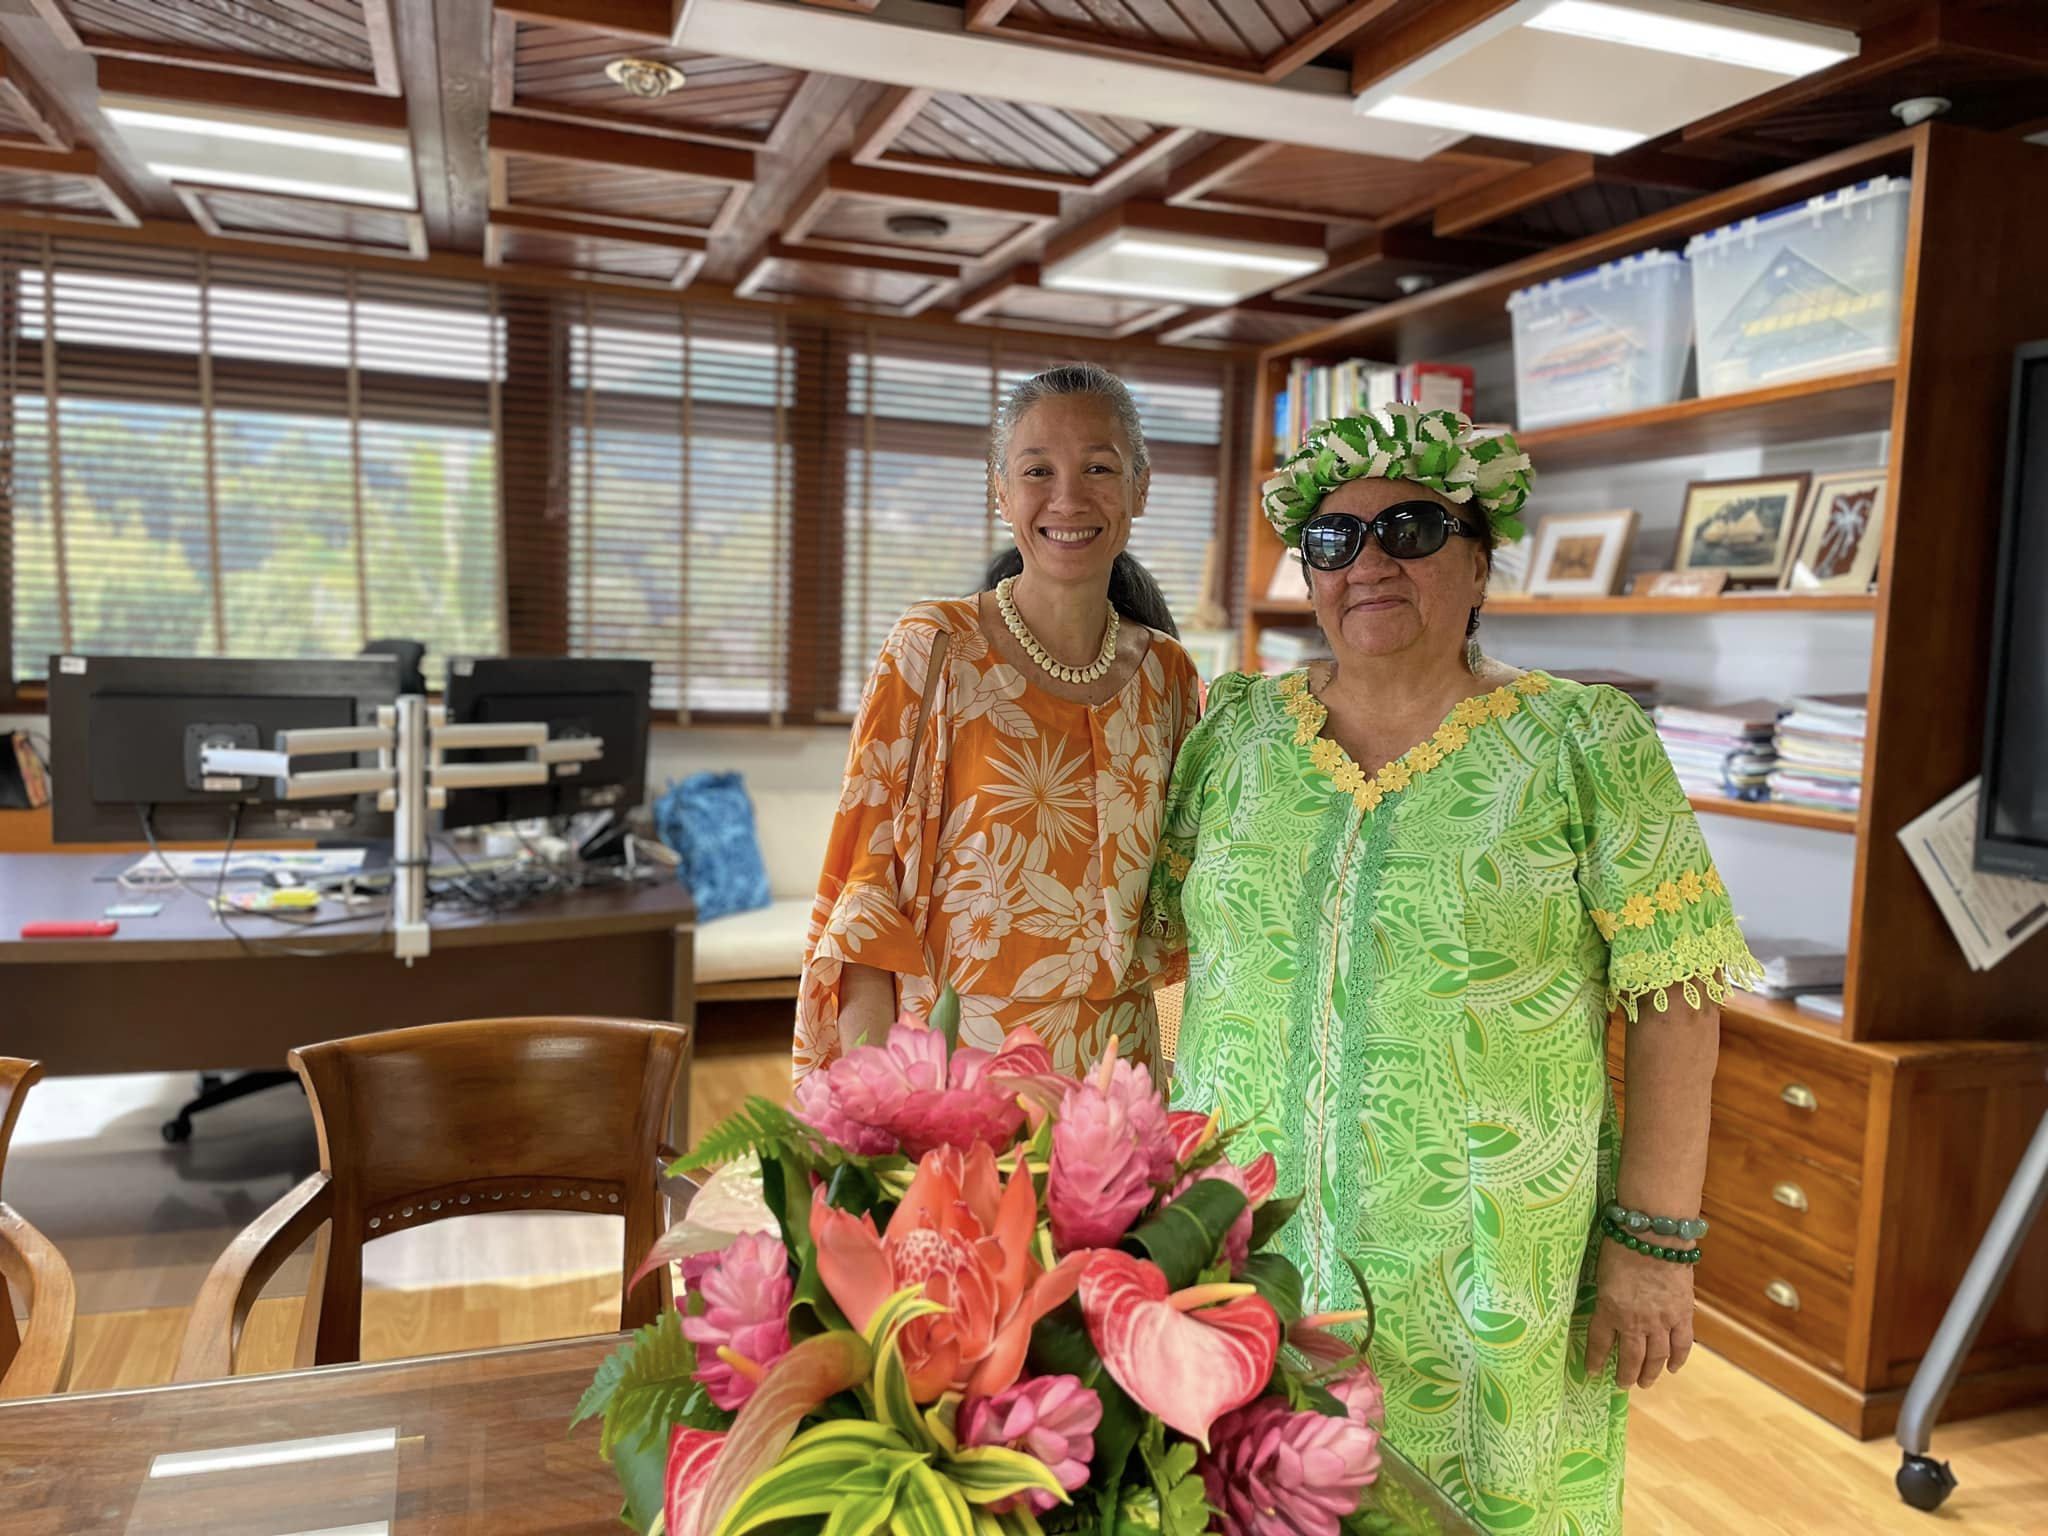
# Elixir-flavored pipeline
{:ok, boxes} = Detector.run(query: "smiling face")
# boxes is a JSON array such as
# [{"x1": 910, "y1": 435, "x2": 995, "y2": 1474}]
[
  {"x1": 1306, "y1": 478, "x2": 1490, "y2": 664},
  {"x1": 995, "y1": 394, "x2": 1148, "y2": 586}
]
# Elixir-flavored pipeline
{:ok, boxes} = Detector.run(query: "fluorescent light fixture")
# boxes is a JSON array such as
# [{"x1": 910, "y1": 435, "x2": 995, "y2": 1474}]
[
  {"x1": 148, "y1": 164, "x2": 417, "y2": 209},
  {"x1": 106, "y1": 106, "x2": 409, "y2": 160},
  {"x1": 1041, "y1": 271, "x2": 1241, "y2": 307},
  {"x1": 1526, "y1": 1, "x2": 1854, "y2": 76},
  {"x1": 1044, "y1": 222, "x2": 1326, "y2": 307},
  {"x1": 149, "y1": 1428, "x2": 398, "y2": 1480},
  {"x1": 1365, "y1": 96, "x2": 1645, "y2": 155}
]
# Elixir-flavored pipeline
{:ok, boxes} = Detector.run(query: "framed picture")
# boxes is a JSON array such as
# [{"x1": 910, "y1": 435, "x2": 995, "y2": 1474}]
[
  {"x1": 1641, "y1": 569, "x2": 1729, "y2": 598},
  {"x1": 1675, "y1": 474, "x2": 1812, "y2": 585},
  {"x1": 1488, "y1": 536, "x2": 1530, "y2": 597},
  {"x1": 1525, "y1": 509, "x2": 1638, "y2": 597},
  {"x1": 1179, "y1": 629, "x2": 1240, "y2": 686},
  {"x1": 1264, "y1": 551, "x2": 1306, "y2": 603},
  {"x1": 1786, "y1": 469, "x2": 1887, "y2": 591}
]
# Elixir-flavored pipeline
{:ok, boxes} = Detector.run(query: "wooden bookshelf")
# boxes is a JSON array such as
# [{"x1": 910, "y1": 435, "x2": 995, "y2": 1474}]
[
  {"x1": 1516, "y1": 368, "x2": 1896, "y2": 474},
  {"x1": 1485, "y1": 591, "x2": 1877, "y2": 617},
  {"x1": 1686, "y1": 795, "x2": 1857, "y2": 835}
]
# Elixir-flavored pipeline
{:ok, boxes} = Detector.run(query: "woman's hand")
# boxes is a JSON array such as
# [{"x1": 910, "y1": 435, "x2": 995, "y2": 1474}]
[{"x1": 1585, "y1": 1240, "x2": 1695, "y2": 1389}]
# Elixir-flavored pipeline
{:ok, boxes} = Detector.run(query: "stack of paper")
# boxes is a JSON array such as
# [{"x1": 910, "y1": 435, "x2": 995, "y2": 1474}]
[
  {"x1": 1771, "y1": 694, "x2": 1867, "y2": 812},
  {"x1": 1653, "y1": 699, "x2": 1782, "y2": 802},
  {"x1": 1749, "y1": 940, "x2": 1848, "y2": 998}
]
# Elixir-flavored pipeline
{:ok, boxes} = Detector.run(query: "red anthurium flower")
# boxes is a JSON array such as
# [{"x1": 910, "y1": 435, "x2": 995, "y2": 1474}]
[
  {"x1": 811, "y1": 1141, "x2": 1088, "y2": 1402},
  {"x1": 664, "y1": 1424, "x2": 725, "y2": 1536},
  {"x1": 1166, "y1": 1109, "x2": 1218, "y2": 1166},
  {"x1": 1076, "y1": 1251, "x2": 1280, "y2": 1449}
]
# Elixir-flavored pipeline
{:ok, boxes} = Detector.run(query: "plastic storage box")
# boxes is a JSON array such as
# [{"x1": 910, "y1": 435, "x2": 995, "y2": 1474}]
[
  {"x1": 1506, "y1": 250, "x2": 1693, "y2": 430},
  {"x1": 1685, "y1": 176, "x2": 1910, "y2": 397}
]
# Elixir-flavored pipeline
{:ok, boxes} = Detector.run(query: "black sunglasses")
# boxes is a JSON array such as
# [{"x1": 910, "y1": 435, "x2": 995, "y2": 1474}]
[{"x1": 1300, "y1": 502, "x2": 1484, "y2": 570}]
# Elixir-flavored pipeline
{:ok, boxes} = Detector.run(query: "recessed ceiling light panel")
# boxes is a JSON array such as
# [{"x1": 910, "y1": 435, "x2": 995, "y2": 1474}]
[
  {"x1": 1355, "y1": 0, "x2": 1857, "y2": 155},
  {"x1": 1044, "y1": 225, "x2": 1325, "y2": 307},
  {"x1": 104, "y1": 95, "x2": 417, "y2": 209}
]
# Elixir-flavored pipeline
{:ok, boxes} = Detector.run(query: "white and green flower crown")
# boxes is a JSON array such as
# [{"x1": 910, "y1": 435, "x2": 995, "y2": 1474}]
[{"x1": 1261, "y1": 404, "x2": 1535, "y2": 545}]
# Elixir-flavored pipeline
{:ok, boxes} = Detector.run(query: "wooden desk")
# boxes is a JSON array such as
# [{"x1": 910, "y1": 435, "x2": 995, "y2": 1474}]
[
  {"x1": 0, "y1": 853, "x2": 696, "y2": 1107},
  {"x1": 0, "y1": 1334, "x2": 1481, "y2": 1535}
]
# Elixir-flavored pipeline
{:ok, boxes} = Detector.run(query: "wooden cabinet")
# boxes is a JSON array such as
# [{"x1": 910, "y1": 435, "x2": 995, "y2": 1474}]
[{"x1": 1613, "y1": 999, "x2": 2048, "y2": 1437}]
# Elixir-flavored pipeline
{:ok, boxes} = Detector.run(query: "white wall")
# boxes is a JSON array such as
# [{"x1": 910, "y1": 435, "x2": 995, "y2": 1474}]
[{"x1": 646, "y1": 724, "x2": 851, "y2": 795}]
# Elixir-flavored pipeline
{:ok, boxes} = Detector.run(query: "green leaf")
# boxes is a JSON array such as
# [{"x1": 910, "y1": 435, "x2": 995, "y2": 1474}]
[
  {"x1": 580, "y1": 1306, "x2": 733, "y2": 1461},
  {"x1": 931, "y1": 982, "x2": 962, "y2": 1054},
  {"x1": 892, "y1": 1460, "x2": 982, "y2": 1536},
  {"x1": 572, "y1": 1332, "x2": 636, "y2": 1433},
  {"x1": 1124, "y1": 1179, "x2": 1248, "y2": 1291},
  {"x1": 867, "y1": 1286, "x2": 949, "y2": 1450},
  {"x1": 1135, "y1": 1420, "x2": 1210, "y2": 1536},
  {"x1": 1238, "y1": 1251, "x2": 1304, "y2": 1329},
  {"x1": 610, "y1": 1412, "x2": 671, "y2": 1536},
  {"x1": 944, "y1": 1446, "x2": 1071, "y2": 1508},
  {"x1": 681, "y1": 1096, "x2": 829, "y2": 1175},
  {"x1": 822, "y1": 1490, "x2": 900, "y2": 1536},
  {"x1": 1247, "y1": 1191, "x2": 1302, "y2": 1251},
  {"x1": 1337, "y1": 1253, "x2": 1378, "y2": 1355}
]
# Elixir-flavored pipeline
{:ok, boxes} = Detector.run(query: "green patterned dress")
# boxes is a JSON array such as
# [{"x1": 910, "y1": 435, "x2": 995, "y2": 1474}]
[{"x1": 1149, "y1": 668, "x2": 1758, "y2": 1536}]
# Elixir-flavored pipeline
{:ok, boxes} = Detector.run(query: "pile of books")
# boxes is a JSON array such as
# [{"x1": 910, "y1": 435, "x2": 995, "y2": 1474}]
[
  {"x1": 1651, "y1": 698, "x2": 1782, "y2": 803},
  {"x1": 1748, "y1": 941, "x2": 1849, "y2": 1022},
  {"x1": 1255, "y1": 626, "x2": 1331, "y2": 677},
  {"x1": 1770, "y1": 694, "x2": 1868, "y2": 813},
  {"x1": 1274, "y1": 359, "x2": 1475, "y2": 458}
]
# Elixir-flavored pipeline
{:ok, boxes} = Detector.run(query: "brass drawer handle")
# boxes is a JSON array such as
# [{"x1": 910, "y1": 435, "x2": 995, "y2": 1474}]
[
  {"x1": 1765, "y1": 1280, "x2": 1802, "y2": 1311},
  {"x1": 1780, "y1": 1082, "x2": 1818, "y2": 1111},
  {"x1": 1772, "y1": 1182, "x2": 1809, "y2": 1212}
]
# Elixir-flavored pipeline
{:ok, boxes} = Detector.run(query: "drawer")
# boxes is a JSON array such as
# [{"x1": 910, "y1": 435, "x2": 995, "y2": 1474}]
[
  {"x1": 1701, "y1": 1114, "x2": 1860, "y2": 1278},
  {"x1": 1694, "y1": 1206, "x2": 1853, "y2": 1375},
  {"x1": 1712, "y1": 1011, "x2": 1870, "y2": 1175}
]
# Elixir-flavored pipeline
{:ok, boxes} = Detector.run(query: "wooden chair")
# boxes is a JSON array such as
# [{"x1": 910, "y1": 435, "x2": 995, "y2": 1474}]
[
  {"x1": 0, "y1": 1058, "x2": 76, "y2": 1399},
  {"x1": 175, "y1": 1016, "x2": 689, "y2": 1382}
]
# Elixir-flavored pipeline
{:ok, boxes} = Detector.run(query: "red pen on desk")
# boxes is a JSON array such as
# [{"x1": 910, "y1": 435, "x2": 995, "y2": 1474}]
[{"x1": 20, "y1": 920, "x2": 119, "y2": 939}]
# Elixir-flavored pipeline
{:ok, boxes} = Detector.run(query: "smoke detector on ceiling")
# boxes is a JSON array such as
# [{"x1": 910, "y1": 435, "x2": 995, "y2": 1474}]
[{"x1": 605, "y1": 58, "x2": 688, "y2": 99}]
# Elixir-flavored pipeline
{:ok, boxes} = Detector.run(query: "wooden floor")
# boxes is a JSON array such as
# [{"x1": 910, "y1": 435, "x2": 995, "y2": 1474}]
[{"x1": 27, "y1": 1010, "x2": 2048, "y2": 1533}]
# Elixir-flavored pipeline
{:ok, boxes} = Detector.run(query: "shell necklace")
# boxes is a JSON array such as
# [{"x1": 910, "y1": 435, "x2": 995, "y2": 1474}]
[{"x1": 995, "y1": 575, "x2": 1119, "y2": 686}]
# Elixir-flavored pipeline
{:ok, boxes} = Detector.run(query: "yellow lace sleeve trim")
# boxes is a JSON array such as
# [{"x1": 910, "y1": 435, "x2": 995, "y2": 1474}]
[{"x1": 1606, "y1": 917, "x2": 1764, "y2": 1022}]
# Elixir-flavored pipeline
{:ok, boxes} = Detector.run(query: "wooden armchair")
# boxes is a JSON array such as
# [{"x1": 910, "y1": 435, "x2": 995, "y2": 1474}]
[
  {"x1": 1, "y1": 1058, "x2": 76, "y2": 1399},
  {"x1": 175, "y1": 1016, "x2": 689, "y2": 1382}
]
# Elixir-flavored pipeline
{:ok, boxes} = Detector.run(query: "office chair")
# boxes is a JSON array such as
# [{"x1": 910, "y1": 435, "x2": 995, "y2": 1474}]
[
  {"x1": 1, "y1": 1059, "x2": 76, "y2": 1398},
  {"x1": 162, "y1": 639, "x2": 428, "y2": 1143}
]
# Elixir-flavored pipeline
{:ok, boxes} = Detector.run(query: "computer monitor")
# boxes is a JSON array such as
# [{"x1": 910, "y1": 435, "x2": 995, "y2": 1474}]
[
  {"x1": 439, "y1": 657, "x2": 651, "y2": 832},
  {"x1": 48, "y1": 654, "x2": 400, "y2": 844},
  {"x1": 1978, "y1": 340, "x2": 2048, "y2": 880}
]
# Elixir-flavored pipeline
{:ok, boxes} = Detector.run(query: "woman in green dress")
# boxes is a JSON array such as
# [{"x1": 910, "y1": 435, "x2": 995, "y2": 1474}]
[{"x1": 1150, "y1": 406, "x2": 1759, "y2": 1536}]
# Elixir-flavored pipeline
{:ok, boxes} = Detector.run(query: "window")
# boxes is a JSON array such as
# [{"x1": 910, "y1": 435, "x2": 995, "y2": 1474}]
[
  {"x1": 1, "y1": 237, "x2": 501, "y2": 685},
  {"x1": 843, "y1": 331, "x2": 1233, "y2": 710}
]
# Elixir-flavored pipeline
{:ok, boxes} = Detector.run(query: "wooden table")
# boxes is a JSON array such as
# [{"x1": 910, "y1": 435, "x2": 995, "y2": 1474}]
[
  {"x1": 0, "y1": 1335, "x2": 1482, "y2": 1535},
  {"x1": 0, "y1": 852, "x2": 696, "y2": 1099}
]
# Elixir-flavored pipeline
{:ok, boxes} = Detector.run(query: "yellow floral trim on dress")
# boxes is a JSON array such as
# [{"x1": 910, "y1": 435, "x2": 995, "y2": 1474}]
[
  {"x1": 1279, "y1": 669, "x2": 1550, "y2": 816},
  {"x1": 1607, "y1": 918, "x2": 1765, "y2": 1022},
  {"x1": 1591, "y1": 863, "x2": 1725, "y2": 940}
]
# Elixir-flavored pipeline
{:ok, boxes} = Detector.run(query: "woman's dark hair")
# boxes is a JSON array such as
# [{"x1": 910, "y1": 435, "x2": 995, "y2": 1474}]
[
  {"x1": 979, "y1": 361, "x2": 1179, "y2": 638},
  {"x1": 978, "y1": 547, "x2": 1180, "y2": 639},
  {"x1": 1301, "y1": 498, "x2": 1497, "y2": 637}
]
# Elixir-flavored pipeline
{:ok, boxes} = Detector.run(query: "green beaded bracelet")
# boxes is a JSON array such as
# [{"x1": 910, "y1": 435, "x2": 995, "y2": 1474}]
[
  {"x1": 1603, "y1": 1201, "x2": 1709, "y2": 1242},
  {"x1": 1600, "y1": 1214, "x2": 1702, "y2": 1264}
]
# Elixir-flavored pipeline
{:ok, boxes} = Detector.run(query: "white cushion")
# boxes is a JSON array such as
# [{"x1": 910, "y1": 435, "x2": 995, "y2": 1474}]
[
  {"x1": 696, "y1": 897, "x2": 812, "y2": 984},
  {"x1": 750, "y1": 788, "x2": 841, "y2": 899}
]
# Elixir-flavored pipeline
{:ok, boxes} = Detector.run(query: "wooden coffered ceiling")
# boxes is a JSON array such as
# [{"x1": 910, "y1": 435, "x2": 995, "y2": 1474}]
[{"x1": 0, "y1": 0, "x2": 2039, "y2": 346}]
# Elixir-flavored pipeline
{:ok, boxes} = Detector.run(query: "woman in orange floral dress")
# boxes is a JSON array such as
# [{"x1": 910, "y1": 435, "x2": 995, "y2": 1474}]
[{"x1": 793, "y1": 364, "x2": 1203, "y2": 1082}]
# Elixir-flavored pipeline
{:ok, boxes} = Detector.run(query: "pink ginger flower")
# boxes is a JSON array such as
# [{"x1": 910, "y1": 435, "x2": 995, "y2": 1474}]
[
  {"x1": 793, "y1": 1068, "x2": 898, "y2": 1157},
  {"x1": 1047, "y1": 1054, "x2": 1176, "y2": 1253},
  {"x1": 958, "y1": 1374, "x2": 1102, "y2": 1514},
  {"x1": 1199, "y1": 1397, "x2": 1382, "y2": 1536},
  {"x1": 1330, "y1": 1362, "x2": 1386, "y2": 1429},
  {"x1": 678, "y1": 1232, "x2": 793, "y2": 1410},
  {"x1": 813, "y1": 1018, "x2": 1046, "y2": 1160},
  {"x1": 1165, "y1": 1152, "x2": 1277, "y2": 1273}
]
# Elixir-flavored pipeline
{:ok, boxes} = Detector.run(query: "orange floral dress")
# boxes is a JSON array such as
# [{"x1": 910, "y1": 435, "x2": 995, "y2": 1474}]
[{"x1": 795, "y1": 598, "x2": 1202, "y2": 1083}]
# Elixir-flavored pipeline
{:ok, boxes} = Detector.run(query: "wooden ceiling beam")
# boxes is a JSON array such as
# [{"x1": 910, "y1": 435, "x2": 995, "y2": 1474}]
[
  {"x1": 848, "y1": 84, "x2": 929, "y2": 165},
  {"x1": 48, "y1": 34, "x2": 387, "y2": 95},
  {"x1": 488, "y1": 112, "x2": 755, "y2": 184},
  {"x1": 1261, "y1": 0, "x2": 1405, "y2": 83},
  {"x1": 0, "y1": 45, "x2": 68, "y2": 149},
  {"x1": 1433, "y1": 153, "x2": 1595, "y2": 237},
  {"x1": 1164, "y1": 138, "x2": 1276, "y2": 207},
  {"x1": 403, "y1": 0, "x2": 495, "y2": 255},
  {"x1": 92, "y1": 59, "x2": 410, "y2": 133},
  {"x1": 1350, "y1": 0, "x2": 1524, "y2": 97},
  {"x1": 0, "y1": 142, "x2": 136, "y2": 225},
  {"x1": 491, "y1": 0, "x2": 674, "y2": 40}
]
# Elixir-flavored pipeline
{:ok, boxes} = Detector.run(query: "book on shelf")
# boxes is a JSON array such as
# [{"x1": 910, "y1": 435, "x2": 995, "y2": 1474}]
[
  {"x1": 1770, "y1": 693, "x2": 1866, "y2": 810},
  {"x1": 1274, "y1": 359, "x2": 1476, "y2": 458},
  {"x1": 1795, "y1": 992, "x2": 1847, "y2": 1022},
  {"x1": 1654, "y1": 698, "x2": 1781, "y2": 802},
  {"x1": 1749, "y1": 941, "x2": 1848, "y2": 994}
]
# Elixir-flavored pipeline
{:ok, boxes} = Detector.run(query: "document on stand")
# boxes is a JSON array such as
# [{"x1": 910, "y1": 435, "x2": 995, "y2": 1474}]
[{"x1": 1898, "y1": 778, "x2": 2048, "y2": 970}]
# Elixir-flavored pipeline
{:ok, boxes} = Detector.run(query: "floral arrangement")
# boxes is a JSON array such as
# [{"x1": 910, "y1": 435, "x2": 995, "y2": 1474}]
[{"x1": 574, "y1": 992, "x2": 1388, "y2": 1536}]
